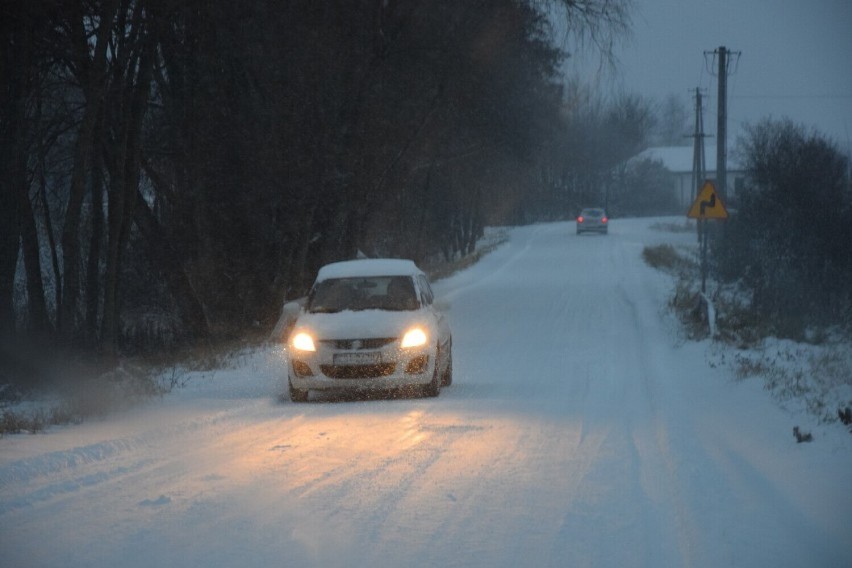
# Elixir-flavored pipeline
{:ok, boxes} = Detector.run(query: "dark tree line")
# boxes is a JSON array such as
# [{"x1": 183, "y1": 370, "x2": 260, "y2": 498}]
[
  {"x1": 714, "y1": 118, "x2": 852, "y2": 335},
  {"x1": 531, "y1": 86, "x2": 666, "y2": 219},
  {"x1": 1, "y1": 0, "x2": 634, "y2": 360}
]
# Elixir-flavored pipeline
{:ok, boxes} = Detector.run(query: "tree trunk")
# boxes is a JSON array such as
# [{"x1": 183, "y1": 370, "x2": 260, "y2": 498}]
[
  {"x1": 0, "y1": 2, "x2": 30, "y2": 338},
  {"x1": 18, "y1": 181, "x2": 50, "y2": 333},
  {"x1": 133, "y1": 188, "x2": 209, "y2": 339},
  {"x1": 0, "y1": 193, "x2": 18, "y2": 339},
  {"x1": 101, "y1": 2, "x2": 153, "y2": 354},
  {"x1": 59, "y1": 0, "x2": 119, "y2": 342},
  {"x1": 84, "y1": 164, "x2": 104, "y2": 345},
  {"x1": 36, "y1": 104, "x2": 63, "y2": 331},
  {"x1": 101, "y1": 130, "x2": 129, "y2": 353}
]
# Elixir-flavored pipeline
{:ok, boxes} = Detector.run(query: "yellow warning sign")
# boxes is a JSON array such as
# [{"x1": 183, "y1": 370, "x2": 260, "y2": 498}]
[{"x1": 687, "y1": 180, "x2": 728, "y2": 219}]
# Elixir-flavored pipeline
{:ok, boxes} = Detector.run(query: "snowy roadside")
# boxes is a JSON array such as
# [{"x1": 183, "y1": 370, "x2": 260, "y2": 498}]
[
  {"x1": 706, "y1": 337, "x2": 852, "y2": 426},
  {"x1": 644, "y1": 220, "x2": 852, "y2": 435}
]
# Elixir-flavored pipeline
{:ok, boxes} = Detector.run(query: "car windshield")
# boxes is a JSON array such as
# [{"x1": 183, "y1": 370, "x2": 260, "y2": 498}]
[
  {"x1": 307, "y1": 276, "x2": 418, "y2": 313},
  {"x1": 583, "y1": 209, "x2": 604, "y2": 217}
]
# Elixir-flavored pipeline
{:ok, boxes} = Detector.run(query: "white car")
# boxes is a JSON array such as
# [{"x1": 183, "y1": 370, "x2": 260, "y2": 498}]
[{"x1": 286, "y1": 259, "x2": 452, "y2": 402}]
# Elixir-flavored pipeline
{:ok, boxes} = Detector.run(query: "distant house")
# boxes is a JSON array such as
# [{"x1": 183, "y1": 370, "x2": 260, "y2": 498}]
[{"x1": 628, "y1": 146, "x2": 746, "y2": 210}]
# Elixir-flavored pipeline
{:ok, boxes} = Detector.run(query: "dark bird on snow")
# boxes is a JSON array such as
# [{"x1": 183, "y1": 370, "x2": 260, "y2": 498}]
[
  {"x1": 838, "y1": 407, "x2": 852, "y2": 426},
  {"x1": 793, "y1": 426, "x2": 813, "y2": 443}
]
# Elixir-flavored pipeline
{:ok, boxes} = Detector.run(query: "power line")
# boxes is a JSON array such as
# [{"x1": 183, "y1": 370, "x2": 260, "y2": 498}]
[{"x1": 731, "y1": 94, "x2": 852, "y2": 100}]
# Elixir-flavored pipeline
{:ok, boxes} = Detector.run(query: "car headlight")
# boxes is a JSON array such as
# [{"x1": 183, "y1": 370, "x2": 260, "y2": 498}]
[
  {"x1": 291, "y1": 331, "x2": 316, "y2": 352},
  {"x1": 401, "y1": 327, "x2": 428, "y2": 349}
]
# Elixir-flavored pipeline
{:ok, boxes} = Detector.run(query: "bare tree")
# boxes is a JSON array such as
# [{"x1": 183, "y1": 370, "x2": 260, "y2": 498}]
[
  {"x1": 653, "y1": 93, "x2": 691, "y2": 146},
  {"x1": 3, "y1": 0, "x2": 636, "y2": 359},
  {"x1": 57, "y1": 0, "x2": 119, "y2": 342}
]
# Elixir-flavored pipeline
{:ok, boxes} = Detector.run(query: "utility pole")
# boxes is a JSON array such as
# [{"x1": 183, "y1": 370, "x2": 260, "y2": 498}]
[
  {"x1": 687, "y1": 88, "x2": 710, "y2": 244},
  {"x1": 705, "y1": 46, "x2": 741, "y2": 202},
  {"x1": 717, "y1": 46, "x2": 727, "y2": 201},
  {"x1": 689, "y1": 88, "x2": 708, "y2": 203}
]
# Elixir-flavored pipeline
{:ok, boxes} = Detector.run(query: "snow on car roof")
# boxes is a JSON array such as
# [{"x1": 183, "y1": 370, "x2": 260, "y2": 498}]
[{"x1": 315, "y1": 259, "x2": 424, "y2": 281}]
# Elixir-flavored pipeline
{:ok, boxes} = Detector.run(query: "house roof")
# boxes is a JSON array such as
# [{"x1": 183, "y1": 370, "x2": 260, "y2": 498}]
[{"x1": 630, "y1": 146, "x2": 743, "y2": 174}]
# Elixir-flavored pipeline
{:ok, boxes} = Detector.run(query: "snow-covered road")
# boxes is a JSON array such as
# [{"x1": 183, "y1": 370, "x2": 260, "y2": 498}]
[{"x1": 2, "y1": 218, "x2": 851, "y2": 567}]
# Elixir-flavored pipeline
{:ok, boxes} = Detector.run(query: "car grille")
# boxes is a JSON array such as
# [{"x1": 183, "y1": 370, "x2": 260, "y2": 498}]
[
  {"x1": 320, "y1": 338, "x2": 396, "y2": 350},
  {"x1": 320, "y1": 363, "x2": 397, "y2": 379}
]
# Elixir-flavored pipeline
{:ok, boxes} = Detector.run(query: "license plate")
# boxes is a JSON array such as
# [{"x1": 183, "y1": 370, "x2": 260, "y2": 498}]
[{"x1": 333, "y1": 352, "x2": 382, "y2": 365}]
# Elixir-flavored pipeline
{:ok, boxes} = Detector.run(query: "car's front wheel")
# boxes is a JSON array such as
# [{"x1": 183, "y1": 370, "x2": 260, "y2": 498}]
[
  {"x1": 289, "y1": 379, "x2": 309, "y2": 403},
  {"x1": 422, "y1": 356, "x2": 441, "y2": 398},
  {"x1": 441, "y1": 346, "x2": 453, "y2": 387}
]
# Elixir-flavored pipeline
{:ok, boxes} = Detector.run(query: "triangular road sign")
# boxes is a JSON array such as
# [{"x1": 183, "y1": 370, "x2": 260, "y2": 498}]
[{"x1": 687, "y1": 180, "x2": 728, "y2": 219}]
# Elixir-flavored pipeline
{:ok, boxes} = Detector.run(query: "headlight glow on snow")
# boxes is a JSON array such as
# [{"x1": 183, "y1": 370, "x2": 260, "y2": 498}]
[
  {"x1": 291, "y1": 332, "x2": 316, "y2": 352},
  {"x1": 401, "y1": 327, "x2": 428, "y2": 349}
]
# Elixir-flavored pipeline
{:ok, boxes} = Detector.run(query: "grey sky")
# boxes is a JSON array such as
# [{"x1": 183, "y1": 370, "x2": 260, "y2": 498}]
[{"x1": 567, "y1": 0, "x2": 852, "y2": 151}]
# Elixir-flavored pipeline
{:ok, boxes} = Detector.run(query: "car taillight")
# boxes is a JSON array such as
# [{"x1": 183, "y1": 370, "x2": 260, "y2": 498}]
[
  {"x1": 602, "y1": 217, "x2": 608, "y2": 223},
  {"x1": 577, "y1": 216, "x2": 584, "y2": 223}
]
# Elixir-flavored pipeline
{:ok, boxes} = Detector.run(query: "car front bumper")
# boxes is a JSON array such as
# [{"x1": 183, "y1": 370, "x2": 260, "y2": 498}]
[{"x1": 288, "y1": 346, "x2": 436, "y2": 392}]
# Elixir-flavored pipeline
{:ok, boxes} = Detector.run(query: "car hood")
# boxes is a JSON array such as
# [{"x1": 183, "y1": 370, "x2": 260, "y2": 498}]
[{"x1": 293, "y1": 308, "x2": 433, "y2": 340}]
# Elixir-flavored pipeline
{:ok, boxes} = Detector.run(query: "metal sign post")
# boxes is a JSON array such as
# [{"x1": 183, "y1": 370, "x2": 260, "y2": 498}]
[{"x1": 687, "y1": 180, "x2": 729, "y2": 293}]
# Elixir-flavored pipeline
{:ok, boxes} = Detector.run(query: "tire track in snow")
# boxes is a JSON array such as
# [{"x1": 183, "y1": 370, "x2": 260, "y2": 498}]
[
  {"x1": 0, "y1": 403, "x2": 272, "y2": 516},
  {"x1": 535, "y1": 224, "x2": 701, "y2": 566},
  {"x1": 613, "y1": 238, "x2": 703, "y2": 566},
  {"x1": 0, "y1": 459, "x2": 155, "y2": 514},
  {"x1": 433, "y1": 222, "x2": 690, "y2": 566},
  {"x1": 438, "y1": 224, "x2": 543, "y2": 305}
]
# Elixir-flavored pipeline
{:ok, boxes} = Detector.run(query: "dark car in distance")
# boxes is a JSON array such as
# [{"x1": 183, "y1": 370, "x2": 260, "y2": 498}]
[{"x1": 576, "y1": 208, "x2": 608, "y2": 235}]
